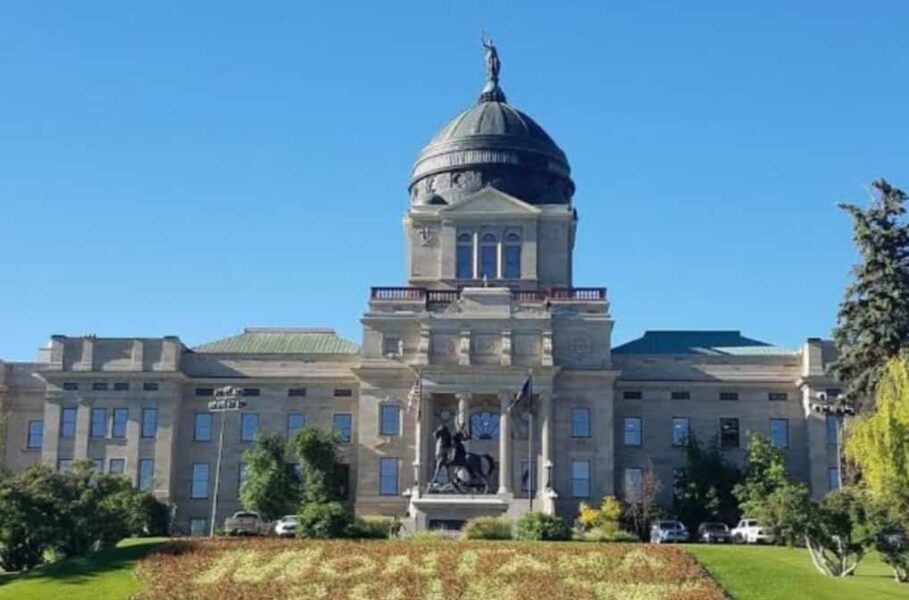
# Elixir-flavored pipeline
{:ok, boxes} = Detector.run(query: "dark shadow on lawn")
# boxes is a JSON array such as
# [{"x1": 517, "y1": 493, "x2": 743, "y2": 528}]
[{"x1": 0, "y1": 538, "x2": 167, "y2": 588}]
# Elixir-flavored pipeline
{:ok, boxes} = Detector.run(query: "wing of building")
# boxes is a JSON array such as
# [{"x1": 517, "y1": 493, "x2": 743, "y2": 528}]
[{"x1": 0, "y1": 46, "x2": 844, "y2": 534}]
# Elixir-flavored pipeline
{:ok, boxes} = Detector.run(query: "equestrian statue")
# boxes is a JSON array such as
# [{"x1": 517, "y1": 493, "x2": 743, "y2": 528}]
[{"x1": 429, "y1": 423, "x2": 496, "y2": 494}]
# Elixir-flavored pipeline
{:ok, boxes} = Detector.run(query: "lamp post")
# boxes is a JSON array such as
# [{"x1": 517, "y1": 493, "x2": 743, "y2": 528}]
[
  {"x1": 208, "y1": 385, "x2": 246, "y2": 537},
  {"x1": 812, "y1": 398, "x2": 856, "y2": 490}
]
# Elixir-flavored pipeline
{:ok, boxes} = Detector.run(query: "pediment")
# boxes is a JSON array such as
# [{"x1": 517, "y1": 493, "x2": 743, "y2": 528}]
[{"x1": 439, "y1": 187, "x2": 541, "y2": 216}]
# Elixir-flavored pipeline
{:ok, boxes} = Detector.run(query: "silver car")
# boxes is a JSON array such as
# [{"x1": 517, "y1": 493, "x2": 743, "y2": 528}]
[
  {"x1": 274, "y1": 515, "x2": 299, "y2": 538},
  {"x1": 650, "y1": 520, "x2": 689, "y2": 544}
]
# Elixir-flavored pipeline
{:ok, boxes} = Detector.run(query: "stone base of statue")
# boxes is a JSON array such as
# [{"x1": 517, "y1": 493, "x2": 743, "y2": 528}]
[{"x1": 409, "y1": 492, "x2": 513, "y2": 531}]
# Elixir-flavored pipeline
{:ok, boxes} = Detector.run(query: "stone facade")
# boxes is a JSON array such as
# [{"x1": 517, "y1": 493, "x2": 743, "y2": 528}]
[{"x1": 0, "y1": 52, "x2": 843, "y2": 533}]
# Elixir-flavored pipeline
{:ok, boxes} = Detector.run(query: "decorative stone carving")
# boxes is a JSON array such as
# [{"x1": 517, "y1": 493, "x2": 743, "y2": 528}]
[
  {"x1": 500, "y1": 329, "x2": 512, "y2": 367},
  {"x1": 452, "y1": 170, "x2": 482, "y2": 192},
  {"x1": 458, "y1": 329, "x2": 471, "y2": 366},
  {"x1": 541, "y1": 330, "x2": 554, "y2": 367},
  {"x1": 416, "y1": 225, "x2": 436, "y2": 247},
  {"x1": 416, "y1": 327, "x2": 430, "y2": 365}
]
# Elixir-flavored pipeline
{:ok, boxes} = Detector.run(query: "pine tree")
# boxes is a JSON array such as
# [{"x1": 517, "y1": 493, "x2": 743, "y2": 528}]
[{"x1": 832, "y1": 179, "x2": 909, "y2": 410}]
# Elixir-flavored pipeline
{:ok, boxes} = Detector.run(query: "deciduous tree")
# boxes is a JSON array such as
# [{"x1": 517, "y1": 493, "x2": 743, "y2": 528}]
[{"x1": 239, "y1": 433, "x2": 301, "y2": 521}]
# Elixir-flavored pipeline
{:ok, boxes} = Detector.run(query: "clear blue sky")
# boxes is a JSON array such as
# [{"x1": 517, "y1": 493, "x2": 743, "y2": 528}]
[{"x1": 1, "y1": 1, "x2": 907, "y2": 361}]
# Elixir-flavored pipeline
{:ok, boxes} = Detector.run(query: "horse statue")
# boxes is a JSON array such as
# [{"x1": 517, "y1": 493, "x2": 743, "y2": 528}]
[{"x1": 429, "y1": 423, "x2": 496, "y2": 494}]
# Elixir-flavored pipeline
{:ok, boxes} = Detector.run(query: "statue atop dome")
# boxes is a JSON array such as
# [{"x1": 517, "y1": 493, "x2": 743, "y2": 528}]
[{"x1": 482, "y1": 36, "x2": 500, "y2": 82}]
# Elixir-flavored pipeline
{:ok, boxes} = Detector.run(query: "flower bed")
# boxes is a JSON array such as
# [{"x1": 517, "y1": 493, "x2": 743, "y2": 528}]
[{"x1": 135, "y1": 539, "x2": 723, "y2": 600}]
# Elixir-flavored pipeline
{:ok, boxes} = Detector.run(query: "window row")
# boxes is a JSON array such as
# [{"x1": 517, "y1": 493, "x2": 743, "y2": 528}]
[
  {"x1": 456, "y1": 231, "x2": 522, "y2": 280},
  {"x1": 621, "y1": 416, "x2": 791, "y2": 449},
  {"x1": 192, "y1": 412, "x2": 355, "y2": 443},
  {"x1": 55, "y1": 457, "x2": 155, "y2": 492},
  {"x1": 193, "y1": 387, "x2": 352, "y2": 398},
  {"x1": 62, "y1": 381, "x2": 159, "y2": 392},
  {"x1": 622, "y1": 390, "x2": 791, "y2": 402},
  {"x1": 55, "y1": 406, "x2": 158, "y2": 441}
]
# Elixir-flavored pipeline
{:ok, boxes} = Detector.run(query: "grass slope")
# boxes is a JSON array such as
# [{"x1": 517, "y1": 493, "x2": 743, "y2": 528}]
[
  {"x1": 687, "y1": 544, "x2": 909, "y2": 600},
  {"x1": 0, "y1": 537, "x2": 167, "y2": 600}
]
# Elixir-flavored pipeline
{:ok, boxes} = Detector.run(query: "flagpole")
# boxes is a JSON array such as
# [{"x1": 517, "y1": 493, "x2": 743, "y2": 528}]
[{"x1": 528, "y1": 374, "x2": 534, "y2": 512}]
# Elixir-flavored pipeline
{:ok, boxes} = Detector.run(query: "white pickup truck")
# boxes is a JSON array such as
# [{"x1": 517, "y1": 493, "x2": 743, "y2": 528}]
[
  {"x1": 731, "y1": 519, "x2": 774, "y2": 544},
  {"x1": 224, "y1": 511, "x2": 269, "y2": 536}
]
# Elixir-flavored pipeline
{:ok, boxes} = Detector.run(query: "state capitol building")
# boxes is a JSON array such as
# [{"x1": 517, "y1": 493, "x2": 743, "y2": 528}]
[{"x1": 0, "y1": 47, "x2": 843, "y2": 533}]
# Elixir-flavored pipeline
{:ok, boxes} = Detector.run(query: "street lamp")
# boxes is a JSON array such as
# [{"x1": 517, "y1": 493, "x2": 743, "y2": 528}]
[
  {"x1": 812, "y1": 396, "x2": 856, "y2": 490},
  {"x1": 207, "y1": 385, "x2": 246, "y2": 537}
]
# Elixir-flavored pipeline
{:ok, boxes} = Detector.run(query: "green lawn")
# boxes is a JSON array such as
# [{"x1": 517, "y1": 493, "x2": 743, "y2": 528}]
[
  {"x1": 688, "y1": 544, "x2": 909, "y2": 600},
  {"x1": 0, "y1": 537, "x2": 167, "y2": 600}
]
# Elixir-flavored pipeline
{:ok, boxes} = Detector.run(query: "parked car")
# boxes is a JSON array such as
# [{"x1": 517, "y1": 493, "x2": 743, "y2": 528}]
[
  {"x1": 697, "y1": 522, "x2": 732, "y2": 543},
  {"x1": 731, "y1": 519, "x2": 773, "y2": 544},
  {"x1": 649, "y1": 520, "x2": 689, "y2": 544},
  {"x1": 274, "y1": 515, "x2": 299, "y2": 538},
  {"x1": 224, "y1": 511, "x2": 268, "y2": 536}
]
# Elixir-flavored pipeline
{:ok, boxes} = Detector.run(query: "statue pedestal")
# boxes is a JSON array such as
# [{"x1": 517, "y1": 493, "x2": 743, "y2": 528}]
[{"x1": 409, "y1": 493, "x2": 511, "y2": 531}]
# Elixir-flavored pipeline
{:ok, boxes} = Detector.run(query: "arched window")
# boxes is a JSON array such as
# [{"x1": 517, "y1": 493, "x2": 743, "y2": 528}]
[
  {"x1": 456, "y1": 233, "x2": 473, "y2": 279},
  {"x1": 470, "y1": 411, "x2": 500, "y2": 440},
  {"x1": 480, "y1": 233, "x2": 498, "y2": 279},
  {"x1": 504, "y1": 232, "x2": 521, "y2": 279}
]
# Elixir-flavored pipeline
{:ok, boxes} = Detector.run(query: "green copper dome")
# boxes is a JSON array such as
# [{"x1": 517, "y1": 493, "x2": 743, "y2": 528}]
[{"x1": 409, "y1": 46, "x2": 574, "y2": 206}]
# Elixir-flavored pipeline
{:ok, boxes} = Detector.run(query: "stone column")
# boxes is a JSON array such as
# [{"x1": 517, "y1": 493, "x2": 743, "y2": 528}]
[
  {"x1": 498, "y1": 391, "x2": 512, "y2": 495},
  {"x1": 539, "y1": 392, "x2": 557, "y2": 514},
  {"x1": 456, "y1": 392, "x2": 470, "y2": 431},
  {"x1": 413, "y1": 390, "x2": 425, "y2": 495},
  {"x1": 74, "y1": 398, "x2": 91, "y2": 460}
]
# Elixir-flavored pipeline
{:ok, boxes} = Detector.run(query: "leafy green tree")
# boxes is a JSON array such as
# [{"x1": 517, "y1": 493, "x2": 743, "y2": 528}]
[
  {"x1": 289, "y1": 428, "x2": 352, "y2": 538},
  {"x1": 0, "y1": 466, "x2": 60, "y2": 570},
  {"x1": 735, "y1": 434, "x2": 790, "y2": 514},
  {"x1": 672, "y1": 435, "x2": 741, "y2": 532},
  {"x1": 845, "y1": 357, "x2": 909, "y2": 514},
  {"x1": 805, "y1": 488, "x2": 879, "y2": 577},
  {"x1": 239, "y1": 433, "x2": 301, "y2": 521},
  {"x1": 832, "y1": 179, "x2": 909, "y2": 410}
]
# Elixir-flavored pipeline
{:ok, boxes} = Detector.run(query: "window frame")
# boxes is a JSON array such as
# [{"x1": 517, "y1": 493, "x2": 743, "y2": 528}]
[
  {"x1": 333, "y1": 413, "x2": 353, "y2": 443},
  {"x1": 111, "y1": 407, "x2": 128, "y2": 438},
  {"x1": 671, "y1": 391, "x2": 690, "y2": 400},
  {"x1": 770, "y1": 418, "x2": 789, "y2": 449},
  {"x1": 826, "y1": 414, "x2": 840, "y2": 446},
  {"x1": 623, "y1": 416, "x2": 643, "y2": 447},
  {"x1": 378, "y1": 457, "x2": 399, "y2": 496},
  {"x1": 379, "y1": 404, "x2": 401, "y2": 437},
  {"x1": 141, "y1": 407, "x2": 157, "y2": 439},
  {"x1": 90, "y1": 407, "x2": 108, "y2": 439},
  {"x1": 719, "y1": 392, "x2": 739, "y2": 401},
  {"x1": 570, "y1": 407, "x2": 591, "y2": 438},
  {"x1": 520, "y1": 459, "x2": 537, "y2": 493},
  {"x1": 671, "y1": 417, "x2": 690, "y2": 447},
  {"x1": 109, "y1": 458, "x2": 126, "y2": 474},
  {"x1": 191, "y1": 463, "x2": 210, "y2": 499},
  {"x1": 571, "y1": 459, "x2": 591, "y2": 499},
  {"x1": 503, "y1": 232, "x2": 522, "y2": 279},
  {"x1": 194, "y1": 412, "x2": 213, "y2": 442},
  {"x1": 623, "y1": 390, "x2": 643, "y2": 400},
  {"x1": 479, "y1": 233, "x2": 498, "y2": 279},
  {"x1": 719, "y1": 417, "x2": 740, "y2": 449},
  {"x1": 768, "y1": 392, "x2": 789, "y2": 402},
  {"x1": 239, "y1": 412, "x2": 259, "y2": 443},
  {"x1": 138, "y1": 459, "x2": 155, "y2": 492},
  {"x1": 60, "y1": 406, "x2": 77, "y2": 439},
  {"x1": 27, "y1": 420, "x2": 43, "y2": 449},
  {"x1": 286, "y1": 412, "x2": 306, "y2": 439},
  {"x1": 189, "y1": 518, "x2": 208, "y2": 537},
  {"x1": 456, "y1": 232, "x2": 474, "y2": 279}
]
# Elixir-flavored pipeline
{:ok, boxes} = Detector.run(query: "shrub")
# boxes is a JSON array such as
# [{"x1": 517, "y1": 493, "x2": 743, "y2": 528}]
[
  {"x1": 463, "y1": 516, "x2": 512, "y2": 540},
  {"x1": 515, "y1": 512, "x2": 571, "y2": 541},
  {"x1": 577, "y1": 496, "x2": 623, "y2": 535},
  {"x1": 297, "y1": 501, "x2": 353, "y2": 539},
  {"x1": 350, "y1": 515, "x2": 400, "y2": 539},
  {"x1": 577, "y1": 528, "x2": 639, "y2": 543}
]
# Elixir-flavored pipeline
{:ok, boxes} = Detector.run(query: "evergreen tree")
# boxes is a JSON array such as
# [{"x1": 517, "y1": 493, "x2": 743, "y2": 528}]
[
  {"x1": 239, "y1": 433, "x2": 301, "y2": 521},
  {"x1": 832, "y1": 179, "x2": 909, "y2": 410},
  {"x1": 672, "y1": 435, "x2": 741, "y2": 531}
]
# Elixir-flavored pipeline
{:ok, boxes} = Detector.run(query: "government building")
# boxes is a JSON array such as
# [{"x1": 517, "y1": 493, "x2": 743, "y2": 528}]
[{"x1": 0, "y1": 47, "x2": 844, "y2": 534}]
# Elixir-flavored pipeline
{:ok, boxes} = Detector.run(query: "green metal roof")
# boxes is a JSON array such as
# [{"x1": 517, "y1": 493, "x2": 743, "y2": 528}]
[
  {"x1": 613, "y1": 331, "x2": 795, "y2": 357},
  {"x1": 193, "y1": 328, "x2": 360, "y2": 355}
]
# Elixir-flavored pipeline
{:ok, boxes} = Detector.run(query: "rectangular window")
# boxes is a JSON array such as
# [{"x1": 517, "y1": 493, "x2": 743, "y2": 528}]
[
  {"x1": 671, "y1": 391, "x2": 690, "y2": 400},
  {"x1": 113, "y1": 382, "x2": 130, "y2": 392},
  {"x1": 194, "y1": 412, "x2": 213, "y2": 442},
  {"x1": 624, "y1": 468, "x2": 643, "y2": 503},
  {"x1": 287, "y1": 413, "x2": 306, "y2": 439},
  {"x1": 189, "y1": 518, "x2": 207, "y2": 537},
  {"x1": 382, "y1": 336, "x2": 402, "y2": 357},
  {"x1": 58, "y1": 458, "x2": 73, "y2": 472},
  {"x1": 768, "y1": 392, "x2": 789, "y2": 402},
  {"x1": 112, "y1": 408, "x2": 128, "y2": 438},
  {"x1": 828, "y1": 468, "x2": 841, "y2": 491},
  {"x1": 191, "y1": 463, "x2": 210, "y2": 499},
  {"x1": 240, "y1": 413, "x2": 259, "y2": 442},
  {"x1": 27, "y1": 421, "x2": 43, "y2": 449},
  {"x1": 480, "y1": 243, "x2": 497, "y2": 279},
  {"x1": 91, "y1": 458, "x2": 104, "y2": 471},
  {"x1": 719, "y1": 392, "x2": 739, "y2": 401},
  {"x1": 379, "y1": 457, "x2": 399, "y2": 496},
  {"x1": 334, "y1": 388, "x2": 353, "y2": 397},
  {"x1": 623, "y1": 390, "x2": 642, "y2": 400},
  {"x1": 288, "y1": 388, "x2": 307, "y2": 397},
  {"x1": 571, "y1": 460, "x2": 591, "y2": 498},
  {"x1": 90, "y1": 407, "x2": 107, "y2": 439},
  {"x1": 141, "y1": 408, "x2": 157, "y2": 438},
  {"x1": 379, "y1": 405, "x2": 401, "y2": 436},
  {"x1": 826, "y1": 415, "x2": 840, "y2": 446},
  {"x1": 195, "y1": 387, "x2": 214, "y2": 397},
  {"x1": 720, "y1": 418, "x2": 740, "y2": 448},
  {"x1": 671, "y1": 417, "x2": 690, "y2": 447},
  {"x1": 92, "y1": 382, "x2": 109, "y2": 391},
  {"x1": 770, "y1": 418, "x2": 789, "y2": 449},
  {"x1": 521, "y1": 459, "x2": 537, "y2": 493},
  {"x1": 456, "y1": 243, "x2": 473, "y2": 279},
  {"x1": 109, "y1": 458, "x2": 125, "y2": 474},
  {"x1": 60, "y1": 407, "x2": 77, "y2": 439},
  {"x1": 623, "y1": 417, "x2": 642, "y2": 446},
  {"x1": 333, "y1": 413, "x2": 352, "y2": 443},
  {"x1": 138, "y1": 459, "x2": 154, "y2": 491},
  {"x1": 242, "y1": 388, "x2": 260, "y2": 397},
  {"x1": 571, "y1": 408, "x2": 591, "y2": 438},
  {"x1": 504, "y1": 245, "x2": 521, "y2": 279},
  {"x1": 143, "y1": 382, "x2": 159, "y2": 392},
  {"x1": 63, "y1": 382, "x2": 79, "y2": 391}
]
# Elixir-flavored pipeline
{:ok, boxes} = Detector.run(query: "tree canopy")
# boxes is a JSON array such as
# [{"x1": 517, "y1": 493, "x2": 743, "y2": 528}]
[
  {"x1": 239, "y1": 432, "x2": 301, "y2": 521},
  {"x1": 832, "y1": 179, "x2": 909, "y2": 410}
]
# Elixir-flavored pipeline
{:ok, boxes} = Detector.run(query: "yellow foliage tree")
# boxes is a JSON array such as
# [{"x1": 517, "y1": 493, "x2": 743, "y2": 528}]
[
  {"x1": 845, "y1": 357, "x2": 909, "y2": 511},
  {"x1": 576, "y1": 496, "x2": 623, "y2": 533}
]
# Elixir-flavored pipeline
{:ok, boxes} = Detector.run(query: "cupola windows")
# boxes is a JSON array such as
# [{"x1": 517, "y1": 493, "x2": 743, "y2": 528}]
[{"x1": 455, "y1": 229, "x2": 522, "y2": 280}]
